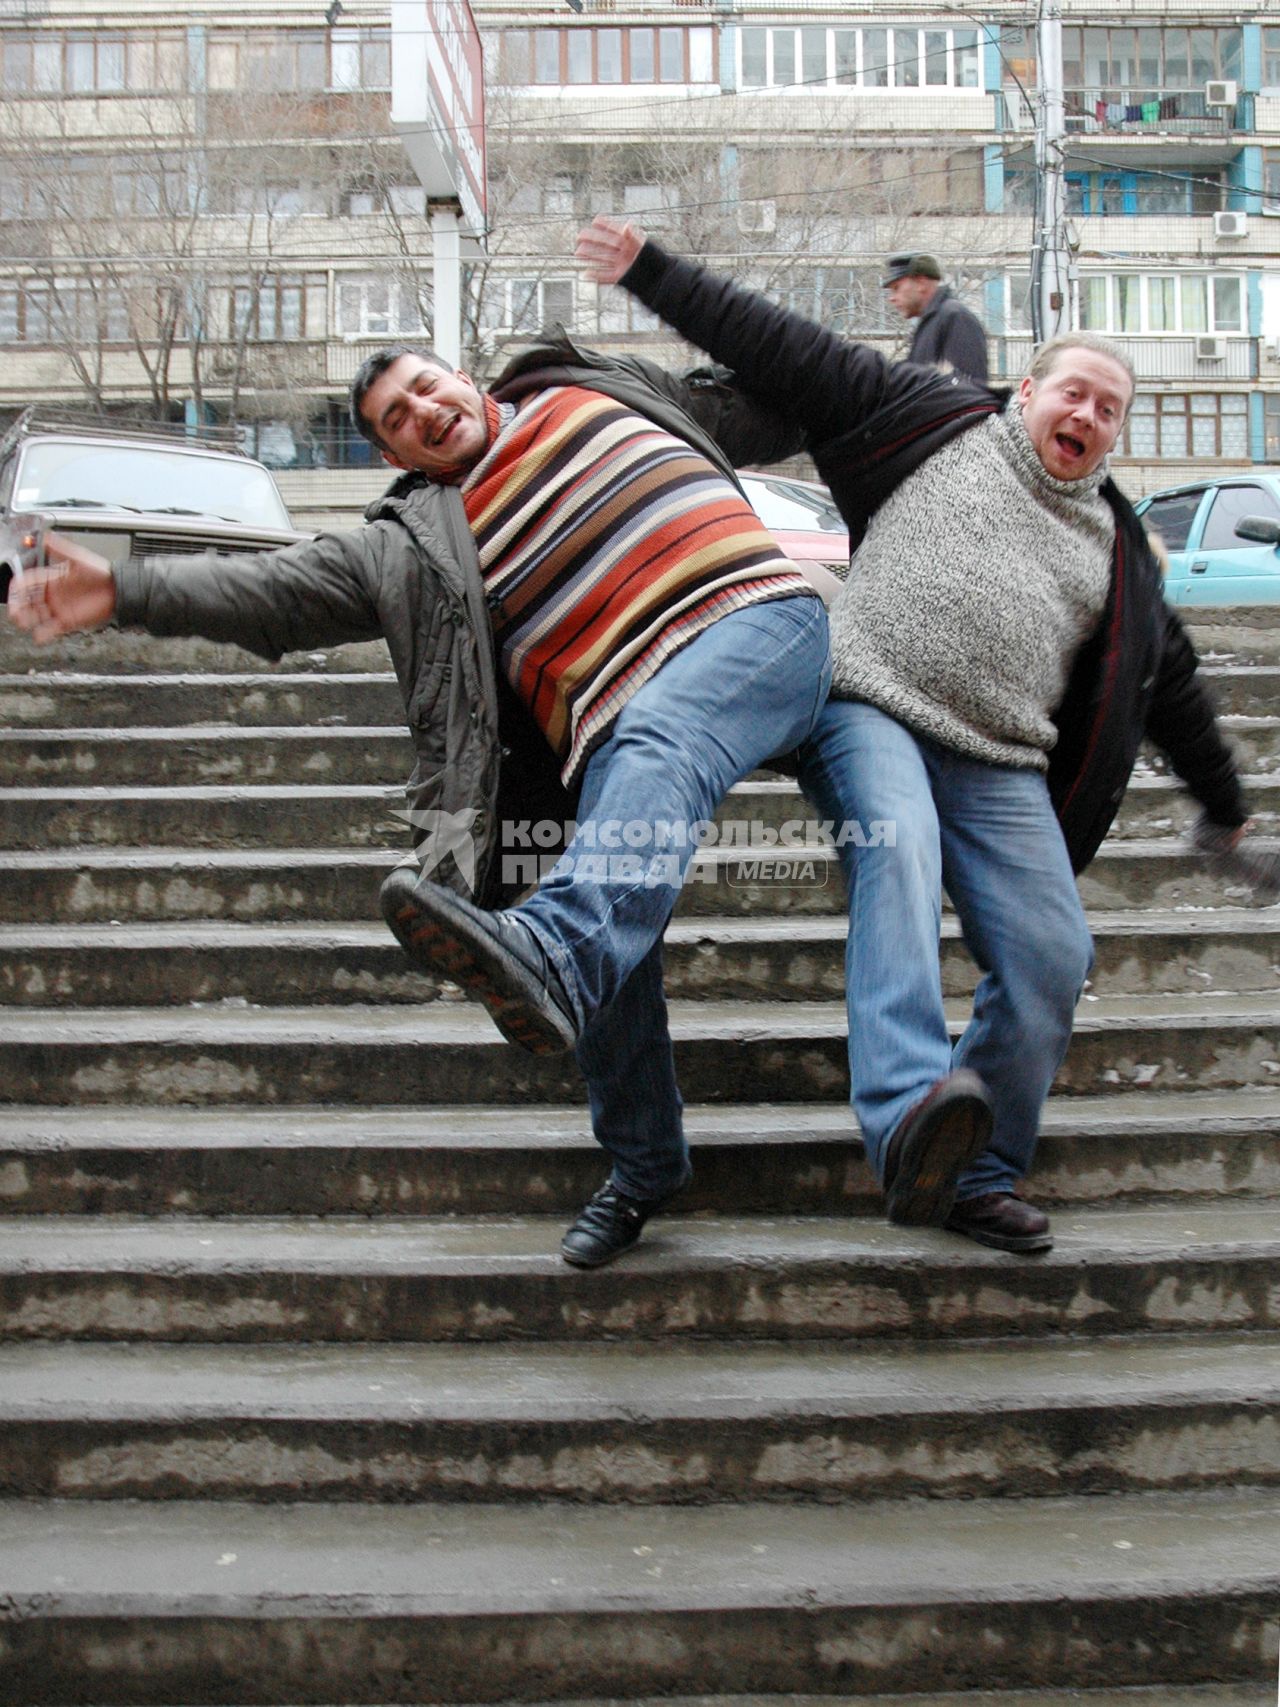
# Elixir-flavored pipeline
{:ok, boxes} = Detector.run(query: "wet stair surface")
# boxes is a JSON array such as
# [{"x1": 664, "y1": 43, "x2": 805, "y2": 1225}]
[{"x1": 0, "y1": 619, "x2": 1277, "y2": 1705}]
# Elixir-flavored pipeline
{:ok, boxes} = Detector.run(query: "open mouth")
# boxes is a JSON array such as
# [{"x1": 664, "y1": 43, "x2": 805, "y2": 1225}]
[
  {"x1": 431, "y1": 413, "x2": 461, "y2": 448},
  {"x1": 1055, "y1": 432, "x2": 1087, "y2": 460}
]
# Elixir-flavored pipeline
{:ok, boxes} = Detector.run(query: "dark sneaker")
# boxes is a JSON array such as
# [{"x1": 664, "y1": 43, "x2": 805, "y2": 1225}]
[
  {"x1": 946, "y1": 1191, "x2": 1053, "y2": 1253},
  {"x1": 380, "y1": 867, "x2": 577, "y2": 1056},
  {"x1": 882, "y1": 1068, "x2": 993, "y2": 1227},
  {"x1": 560, "y1": 1174, "x2": 690, "y2": 1268}
]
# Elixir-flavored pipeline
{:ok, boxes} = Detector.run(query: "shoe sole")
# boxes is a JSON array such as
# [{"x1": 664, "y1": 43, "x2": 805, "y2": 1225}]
[
  {"x1": 944, "y1": 1221, "x2": 1055, "y2": 1254},
  {"x1": 885, "y1": 1085, "x2": 993, "y2": 1228},
  {"x1": 385, "y1": 885, "x2": 575, "y2": 1057}
]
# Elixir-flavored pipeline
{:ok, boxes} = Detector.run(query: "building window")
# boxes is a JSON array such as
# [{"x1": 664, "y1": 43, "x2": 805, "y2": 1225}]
[
  {"x1": 227, "y1": 181, "x2": 329, "y2": 219},
  {"x1": 1079, "y1": 273, "x2": 1243, "y2": 335},
  {"x1": 1062, "y1": 26, "x2": 1241, "y2": 91},
  {"x1": 1265, "y1": 153, "x2": 1280, "y2": 216},
  {"x1": 330, "y1": 30, "x2": 391, "y2": 91},
  {"x1": 337, "y1": 274, "x2": 430, "y2": 338},
  {"x1": 1120, "y1": 393, "x2": 1249, "y2": 459},
  {"x1": 1265, "y1": 395, "x2": 1280, "y2": 461},
  {"x1": 479, "y1": 276, "x2": 575, "y2": 335},
  {"x1": 621, "y1": 184, "x2": 679, "y2": 227},
  {"x1": 341, "y1": 184, "x2": 428, "y2": 219},
  {"x1": 595, "y1": 293, "x2": 661, "y2": 336},
  {"x1": 1261, "y1": 26, "x2": 1280, "y2": 90},
  {"x1": 0, "y1": 30, "x2": 188, "y2": 94},
  {"x1": 738, "y1": 24, "x2": 980, "y2": 92},
  {"x1": 0, "y1": 278, "x2": 130, "y2": 344},
  {"x1": 762, "y1": 267, "x2": 897, "y2": 336},
  {"x1": 229, "y1": 274, "x2": 325, "y2": 341},
  {"x1": 207, "y1": 29, "x2": 390, "y2": 92},
  {"x1": 1064, "y1": 168, "x2": 1222, "y2": 216},
  {"x1": 499, "y1": 26, "x2": 714, "y2": 87}
]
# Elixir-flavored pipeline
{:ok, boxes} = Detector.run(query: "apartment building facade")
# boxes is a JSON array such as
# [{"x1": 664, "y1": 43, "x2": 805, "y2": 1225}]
[{"x1": 0, "y1": 0, "x2": 1276, "y2": 525}]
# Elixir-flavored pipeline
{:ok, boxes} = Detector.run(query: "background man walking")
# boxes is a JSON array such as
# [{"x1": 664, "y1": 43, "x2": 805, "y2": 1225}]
[{"x1": 883, "y1": 252, "x2": 989, "y2": 384}]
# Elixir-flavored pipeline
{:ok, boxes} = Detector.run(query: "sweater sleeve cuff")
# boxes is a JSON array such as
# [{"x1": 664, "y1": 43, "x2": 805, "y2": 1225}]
[{"x1": 621, "y1": 238, "x2": 670, "y2": 301}]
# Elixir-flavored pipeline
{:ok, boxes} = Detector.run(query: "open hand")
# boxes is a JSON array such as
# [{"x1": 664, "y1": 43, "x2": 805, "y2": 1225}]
[
  {"x1": 575, "y1": 215, "x2": 646, "y2": 285},
  {"x1": 5, "y1": 531, "x2": 116, "y2": 642}
]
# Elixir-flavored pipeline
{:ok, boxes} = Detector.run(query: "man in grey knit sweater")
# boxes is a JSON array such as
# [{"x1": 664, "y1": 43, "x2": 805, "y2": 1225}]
[
  {"x1": 578, "y1": 216, "x2": 1257, "y2": 1255},
  {"x1": 794, "y1": 344, "x2": 1126, "y2": 1253}
]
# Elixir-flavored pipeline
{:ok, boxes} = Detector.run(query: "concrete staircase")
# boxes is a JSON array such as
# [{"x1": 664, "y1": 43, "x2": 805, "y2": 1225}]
[{"x1": 0, "y1": 617, "x2": 1278, "y2": 1705}]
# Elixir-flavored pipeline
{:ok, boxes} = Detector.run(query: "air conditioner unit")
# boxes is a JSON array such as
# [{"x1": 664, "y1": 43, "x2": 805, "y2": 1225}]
[
  {"x1": 1213, "y1": 209, "x2": 1248, "y2": 239},
  {"x1": 736, "y1": 200, "x2": 776, "y2": 235},
  {"x1": 1195, "y1": 335, "x2": 1227, "y2": 361},
  {"x1": 1204, "y1": 79, "x2": 1237, "y2": 107}
]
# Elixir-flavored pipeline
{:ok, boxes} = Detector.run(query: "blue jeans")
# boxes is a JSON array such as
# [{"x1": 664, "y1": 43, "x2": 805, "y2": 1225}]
[
  {"x1": 514, "y1": 595, "x2": 832, "y2": 1201},
  {"x1": 797, "y1": 699, "x2": 1094, "y2": 1200}
]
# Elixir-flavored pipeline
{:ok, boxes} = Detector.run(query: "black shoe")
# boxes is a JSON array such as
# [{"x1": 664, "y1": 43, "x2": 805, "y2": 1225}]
[
  {"x1": 380, "y1": 867, "x2": 578, "y2": 1056},
  {"x1": 946, "y1": 1191, "x2": 1053, "y2": 1253},
  {"x1": 560, "y1": 1174, "x2": 690, "y2": 1268},
  {"x1": 882, "y1": 1069, "x2": 993, "y2": 1227}
]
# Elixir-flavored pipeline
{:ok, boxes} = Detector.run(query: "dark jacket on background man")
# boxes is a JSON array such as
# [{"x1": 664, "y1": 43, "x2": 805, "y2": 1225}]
[
  {"x1": 619, "y1": 240, "x2": 1245, "y2": 871},
  {"x1": 111, "y1": 337, "x2": 799, "y2": 904},
  {"x1": 905, "y1": 283, "x2": 989, "y2": 384}
]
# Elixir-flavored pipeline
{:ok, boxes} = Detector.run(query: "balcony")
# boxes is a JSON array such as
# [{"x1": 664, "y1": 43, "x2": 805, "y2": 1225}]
[
  {"x1": 993, "y1": 334, "x2": 1261, "y2": 385},
  {"x1": 1064, "y1": 86, "x2": 1251, "y2": 138}
]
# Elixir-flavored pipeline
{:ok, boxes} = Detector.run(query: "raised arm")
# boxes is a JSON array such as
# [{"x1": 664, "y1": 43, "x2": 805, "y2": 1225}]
[{"x1": 577, "y1": 216, "x2": 893, "y2": 443}]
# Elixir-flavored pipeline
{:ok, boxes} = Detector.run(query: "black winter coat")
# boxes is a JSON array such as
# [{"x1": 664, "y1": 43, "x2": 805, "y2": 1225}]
[
  {"x1": 906, "y1": 285, "x2": 989, "y2": 385},
  {"x1": 621, "y1": 241, "x2": 1246, "y2": 872}
]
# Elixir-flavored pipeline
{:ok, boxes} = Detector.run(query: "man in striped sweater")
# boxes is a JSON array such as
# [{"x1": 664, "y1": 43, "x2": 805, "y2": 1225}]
[{"x1": 357, "y1": 347, "x2": 831, "y2": 1266}]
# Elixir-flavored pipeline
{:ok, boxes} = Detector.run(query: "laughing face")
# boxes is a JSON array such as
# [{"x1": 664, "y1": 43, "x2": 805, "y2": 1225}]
[
  {"x1": 1017, "y1": 347, "x2": 1132, "y2": 482},
  {"x1": 361, "y1": 354, "x2": 490, "y2": 479}
]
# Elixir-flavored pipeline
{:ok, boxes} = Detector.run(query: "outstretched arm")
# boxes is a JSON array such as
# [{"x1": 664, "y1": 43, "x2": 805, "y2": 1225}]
[
  {"x1": 8, "y1": 527, "x2": 383, "y2": 660},
  {"x1": 577, "y1": 215, "x2": 893, "y2": 443}
]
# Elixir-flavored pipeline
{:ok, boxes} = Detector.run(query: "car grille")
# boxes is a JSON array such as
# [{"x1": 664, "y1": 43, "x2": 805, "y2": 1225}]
[{"x1": 131, "y1": 533, "x2": 274, "y2": 558}]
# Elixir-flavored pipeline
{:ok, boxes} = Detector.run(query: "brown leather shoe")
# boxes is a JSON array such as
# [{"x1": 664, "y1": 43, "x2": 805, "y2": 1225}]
[
  {"x1": 881, "y1": 1069, "x2": 993, "y2": 1227},
  {"x1": 946, "y1": 1191, "x2": 1053, "y2": 1253}
]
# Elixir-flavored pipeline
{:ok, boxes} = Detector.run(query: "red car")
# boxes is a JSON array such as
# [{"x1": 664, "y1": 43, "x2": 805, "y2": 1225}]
[{"x1": 741, "y1": 472, "x2": 850, "y2": 580}]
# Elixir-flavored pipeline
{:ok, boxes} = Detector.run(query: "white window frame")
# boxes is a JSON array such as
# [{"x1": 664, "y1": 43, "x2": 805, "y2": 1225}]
[
  {"x1": 478, "y1": 276, "x2": 575, "y2": 336},
  {"x1": 1078, "y1": 272, "x2": 1244, "y2": 335},
  {"x1": 337, "y1": 274, "x2": 430, "y2": 339},
  {"x1": 737, "y1": 22, "x2": 980, "y2": 93}
]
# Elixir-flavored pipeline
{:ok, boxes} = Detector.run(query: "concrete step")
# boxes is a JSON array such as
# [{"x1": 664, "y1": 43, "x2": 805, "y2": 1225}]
[
  {"x1": 0, "y1": 626, "x2": 391, "y2": 674},
  {"x1": 0, "y1": 782, "x2": 415, "y2": 850},
  {"x1": 2, "y1": 773, "x2": 1277, "y2": 852},
  {"x1": 0, "y1": 661, "x2": 1271, "y2": 725},
  {"x1": 1217, "y1": 716, "x2": 1280, "y2": 773},
  {"x1": 3, "y1": 910, "x2": 1278, "y2": 1009},
  {"x1": 1202, "y1": 661, "x2": 1280, "y2": 715},
  {"x1": 2, "y1": 1091, "x2": 1276, "y2": 1218},
  {"x1": 0, "y1": 992, "x2": 1276, "y2": 1108},
  {"x1": 0, "y1": 1329, "x2": 1275, "y2": 1505},
  {"x1": 0, "y1": 845, "x2": 396, "y2": 925},
  {"x1": 0, "y1": 670, "x2": 404, "y2": 729},
  {"x1": 0, "y1": 840, "x2": 1274, "y2": 925},
  {"x1": 0, "y1": 1488, "x2": 1274, "y2": 1700},
  {"x1": 1185, "y1": 611, "x2": 1280, "y2": 667},
  {"x1": 1, "y1": 1202, "x2": 1277, "y2": 1345},
  {"x1": 0, "y1": 725, "x2": 416, "y2": 787},
  {"x1": 349, "y1": 1693, "x2": 1272, "y2": 1707}
]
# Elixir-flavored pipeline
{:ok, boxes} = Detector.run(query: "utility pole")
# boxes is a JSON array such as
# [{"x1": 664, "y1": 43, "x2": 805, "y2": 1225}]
[{"x1": 1035, "y1": 0, "x2": 1071, "y2": 342}]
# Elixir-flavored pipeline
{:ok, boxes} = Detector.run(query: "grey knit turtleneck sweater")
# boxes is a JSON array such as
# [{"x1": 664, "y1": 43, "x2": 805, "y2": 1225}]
[{"x1": 828, "y1": 402, "x2": 1116, "y2": 770}]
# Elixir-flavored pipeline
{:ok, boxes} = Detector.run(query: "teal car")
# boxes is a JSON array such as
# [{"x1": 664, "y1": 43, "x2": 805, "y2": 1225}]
[{"x1": 1135, "y1": 473, "x2": 1280, "y2": 606}]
